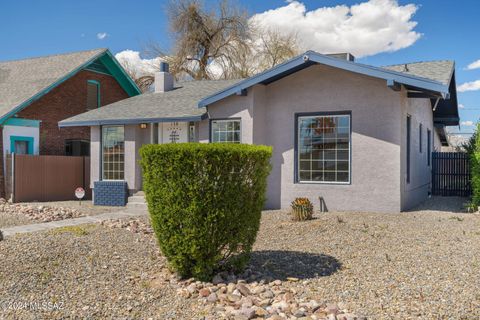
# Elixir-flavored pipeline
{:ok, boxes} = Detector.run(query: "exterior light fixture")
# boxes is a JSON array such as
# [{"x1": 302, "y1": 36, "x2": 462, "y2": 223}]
[{"x1": 140, "y1": 123, "x2": 148, "y2": 129}]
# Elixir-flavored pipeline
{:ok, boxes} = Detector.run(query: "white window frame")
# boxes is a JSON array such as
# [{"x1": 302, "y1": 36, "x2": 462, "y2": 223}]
[
  {"x1": 210, "y1": 119, "x2": 241, "y2": 143},
  {"x1": 101, "y1": 125, "x2": 125, "y2": 181},
  {"x1": 296, "y1": 113, "x2": 351, "y2": 184}
]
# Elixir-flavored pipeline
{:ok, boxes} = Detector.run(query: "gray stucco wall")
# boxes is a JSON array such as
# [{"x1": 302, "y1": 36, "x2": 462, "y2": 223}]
[
  {"x1": 201, "y1": 65, "x2": 408, "y2": 213},
  {"x1": 400, "y1": 97, "x2": 436, "y2": 210}
]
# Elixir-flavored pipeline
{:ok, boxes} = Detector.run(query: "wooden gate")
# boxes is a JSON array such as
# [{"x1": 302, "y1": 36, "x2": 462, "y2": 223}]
[
  {"x1": 432, "y1": 152, "x2": 471, "y2": 197},
  {"x1": 8, "y1": 154, "x2": 91, "y2": 202}
]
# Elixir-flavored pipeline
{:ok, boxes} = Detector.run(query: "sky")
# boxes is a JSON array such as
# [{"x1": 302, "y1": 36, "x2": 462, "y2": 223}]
[{"x1": 1, "y1": 0, "x2": 479, "y2": 140}]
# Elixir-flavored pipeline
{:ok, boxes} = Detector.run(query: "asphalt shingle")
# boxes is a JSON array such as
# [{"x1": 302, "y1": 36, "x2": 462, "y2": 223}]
[
  {"x1": 59, "y1": 79, "x2": 240, "y2": 125},
  {"x1": 382, "y1": 60, "x2": 454, "y2": 86},
  {"x1": 0, "y1": 48, "x2": 107, "y2": 119}
]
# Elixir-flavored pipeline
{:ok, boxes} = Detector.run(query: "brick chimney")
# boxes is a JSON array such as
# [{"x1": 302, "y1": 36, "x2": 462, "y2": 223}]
[{"x1": 154, "y1": 62, "x2": 174, "y2": 93}]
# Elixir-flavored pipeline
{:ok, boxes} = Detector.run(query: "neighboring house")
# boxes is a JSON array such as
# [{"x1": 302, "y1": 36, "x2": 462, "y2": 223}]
[
  {"x1": 60, "y1": 51, "x2": 459, "y2": 212},
  {"x1": 0, "y1": 48, "x2": 141, "y2": 196}
]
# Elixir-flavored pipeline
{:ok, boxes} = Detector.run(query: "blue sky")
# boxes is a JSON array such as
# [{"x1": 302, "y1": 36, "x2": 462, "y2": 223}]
[{"x1": 1, "y1": 0, "x2": 479, "y2": 137}]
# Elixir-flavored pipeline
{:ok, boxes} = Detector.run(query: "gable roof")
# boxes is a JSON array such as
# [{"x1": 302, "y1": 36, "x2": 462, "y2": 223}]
[
  {"x1": 0, "y1": 48, "x2": 141, "y2": 124},
  {"x1": 198, "y1": 51, "x2": 452, "y2": 108},
  {"x1": 59, "y1": 79, "x2": 239, "y2": 127}
]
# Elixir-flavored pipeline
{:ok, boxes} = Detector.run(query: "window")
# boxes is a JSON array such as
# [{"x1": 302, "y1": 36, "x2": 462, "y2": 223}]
[
  {"x1": 102, "y1": 126, "x2": 124, "y2": 180},
  {"x1": 211, "y1": 119, "x2": 241, "y2": 143},
  {"x1": 65, "y1": 139, "x2": 90, "y2": 156},
  {"x1": 10, "y1": 136, "x2": 34, "y2": 155},
  {"x1": 406, "y1": 115, "x2": 411, "y2": 183},
  {"x1": 296, "y1": 113, "x2": 350, "y2": 183},
  {"x1": 419, "y1": 123, "x2": 423, "y2": 153},
  {"x1": 87, "y1": 80, "x2": 100, "y2": 109},
  {"x1": 15, "y1": 141, "x2": 29, "y2": 155},
  {"x1": 427, "y1": 129, "x2": 431, "y2": 166}
]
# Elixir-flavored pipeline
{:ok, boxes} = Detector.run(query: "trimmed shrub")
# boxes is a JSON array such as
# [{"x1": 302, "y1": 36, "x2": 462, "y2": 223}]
[
  {"x1": 140, "y1": 143, "x2": 272, "y2": 280},
  {"x1": 471, "y1": 123, "x2": 480, "y2": 206}
]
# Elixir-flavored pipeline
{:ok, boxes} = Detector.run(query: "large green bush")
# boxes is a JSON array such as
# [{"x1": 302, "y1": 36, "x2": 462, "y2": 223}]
[
  {"x1": 140, "y1": 143, "x2": 272, "y2": 280},
  {"x1": 471, "y1": 123, "x2": 480, "y2": 206}
]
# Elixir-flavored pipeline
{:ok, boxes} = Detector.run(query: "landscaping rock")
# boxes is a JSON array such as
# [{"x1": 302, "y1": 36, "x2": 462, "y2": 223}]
[
  {"x1": 100, "y1": 218, "x2": 153, "y2": 235},
  {"x1": 0, "y1": 198, "x2": 84, "y2": 223}
]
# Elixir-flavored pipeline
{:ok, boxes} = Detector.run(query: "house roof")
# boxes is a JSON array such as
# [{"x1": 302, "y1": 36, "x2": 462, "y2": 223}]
[
  {"x1": 198, "y1": 51, "x2": 453, "y2": 108},
  {"x1": 382, "y1": 60, "x2": 454, "y2": 86},
  {"x1": 0, "y1": 48, "x2": 141, "y2": 124},
  {"x1": 59, "y1": 50, "x2": 459, "y2": 128},
  {"x1": 59, "y1": 79, "x2": 239, "y2": 127}
]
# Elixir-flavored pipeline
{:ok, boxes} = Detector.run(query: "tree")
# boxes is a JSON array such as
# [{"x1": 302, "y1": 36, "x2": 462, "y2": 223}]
[
  {"x1": 130, "y1": 0, "x2": 300, "y2": 83},
  {"x1": 167, "y1": 0, "x2": 249, "y2": 80}
]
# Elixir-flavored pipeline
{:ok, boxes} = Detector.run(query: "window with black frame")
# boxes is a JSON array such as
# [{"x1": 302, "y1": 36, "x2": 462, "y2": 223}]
[{"x1": 297, "y1": 114, "x2": 350, "y2": 183}]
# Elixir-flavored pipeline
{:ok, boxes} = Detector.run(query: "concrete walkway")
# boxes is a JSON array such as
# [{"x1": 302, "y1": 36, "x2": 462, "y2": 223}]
[{"x1": 1, "y1": 208, "x2": 147, "y2": 238}]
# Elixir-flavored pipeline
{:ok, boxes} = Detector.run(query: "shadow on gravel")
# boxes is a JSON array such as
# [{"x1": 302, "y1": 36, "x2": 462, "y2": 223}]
[{"x1": 248, "y1": 250, "x2": 341, "y2": 281}]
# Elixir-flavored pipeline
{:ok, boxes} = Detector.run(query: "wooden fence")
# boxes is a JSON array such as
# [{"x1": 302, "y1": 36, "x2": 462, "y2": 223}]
[
  {"x1": 7, "y1": 154, "x2": 91, "y2": 202},
  {"x1": 431, "y1": 152, "x2": 471, "y2": 197}
]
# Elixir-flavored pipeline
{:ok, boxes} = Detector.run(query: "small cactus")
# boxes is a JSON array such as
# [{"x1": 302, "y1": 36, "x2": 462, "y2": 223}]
[{"x1": 290, "y1": 197, "x2": 313, "y2": 221}]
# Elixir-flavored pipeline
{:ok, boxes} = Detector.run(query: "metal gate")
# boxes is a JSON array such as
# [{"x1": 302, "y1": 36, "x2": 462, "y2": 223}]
[{"x1": 432, "y1": 152, "x2": 471, "y2": 197}]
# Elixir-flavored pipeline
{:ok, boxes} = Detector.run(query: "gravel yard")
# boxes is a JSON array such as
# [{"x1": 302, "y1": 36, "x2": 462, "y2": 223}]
[
  {"x1": 0, "y1": 200, "x2": 117, "y2": 228},
  {"x1": 1, "y1": 198, "x2": 479, "y2": 319}
]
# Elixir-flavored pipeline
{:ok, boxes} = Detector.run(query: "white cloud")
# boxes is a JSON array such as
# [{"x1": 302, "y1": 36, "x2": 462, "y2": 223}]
[
  {"x1": 457, "y1": 80, "x2": 480, "y2": 92},
  {"x1": 97, "y1": 32, "x2": 108, "y2": 40},
  {"x1": 459, "y1": 104, "x2": 465, "y2": 109},
  {"x1": 250, "y1": 0, "x2": 421, "y2": 58},
  {"x1": 467, "y1": 59, "x2": 480, "y2": 70},
  {"x1": 115, "y1": 50, "x2": 164, "y2": 78},
  {"x1": 461, "y1": 120, "x2": 474, "y2": 126}
]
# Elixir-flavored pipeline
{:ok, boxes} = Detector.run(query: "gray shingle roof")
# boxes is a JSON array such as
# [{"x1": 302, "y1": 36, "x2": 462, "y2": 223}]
[
  {"x1": 59, "y1": 79, "x2": 240, "y2": 126},
  {"x1": 382, "y1": 60, "x2": 454, "y2": 86},
  {"x1": 0, "y1": 48, "x2": 107, "y2": 121},
  {"x1": 60, "y1": 54, "x2": 456, "y2": 127}
]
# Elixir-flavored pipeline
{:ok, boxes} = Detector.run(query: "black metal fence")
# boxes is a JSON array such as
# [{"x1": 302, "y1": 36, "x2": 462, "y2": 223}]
[{"x1": 432, "y1": 152, "x2": 471, "y2": 197}]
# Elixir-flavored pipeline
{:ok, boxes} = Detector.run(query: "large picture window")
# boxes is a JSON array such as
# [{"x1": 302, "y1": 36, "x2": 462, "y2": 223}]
[
  {"x1": 297, "y1": 113, "x2": 350, "y2": 183},
  {"x1": 211, "y1": 119, "x2": 241, "y2": 143},
  {"x1": 102, "y1": 125, "x2": 124, "y2": 180}
]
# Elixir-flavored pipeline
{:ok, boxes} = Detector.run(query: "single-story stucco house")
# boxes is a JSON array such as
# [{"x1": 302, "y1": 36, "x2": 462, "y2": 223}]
[{"x1": 59, "y1": 51, "x2": 459, "y2": 212}]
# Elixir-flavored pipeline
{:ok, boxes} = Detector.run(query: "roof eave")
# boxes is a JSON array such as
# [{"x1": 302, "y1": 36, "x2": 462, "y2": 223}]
[
  {"x1": 198, "y1": 51, "x2": 450, "y2": 107},
  {"x1": 59, "y1": 113, "x2": 207, "y2": 127}
]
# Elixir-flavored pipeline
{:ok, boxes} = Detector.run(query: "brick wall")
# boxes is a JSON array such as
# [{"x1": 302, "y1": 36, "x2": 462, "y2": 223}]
[
  {"x1": 93, "y1": 181, "x2": 128, "y2": 206},
  {"x1": 17, "y1": 70, "x2": 129, "y2": 155}
]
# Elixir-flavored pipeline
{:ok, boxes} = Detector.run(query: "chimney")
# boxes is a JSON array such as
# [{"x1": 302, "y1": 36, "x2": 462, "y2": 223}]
[
  {"x1": 326, "y1": 53, "x2": 355, "y2": 62},
  {"x1": 154, "y1": 62, "x2": 174, "y2": 93}
]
